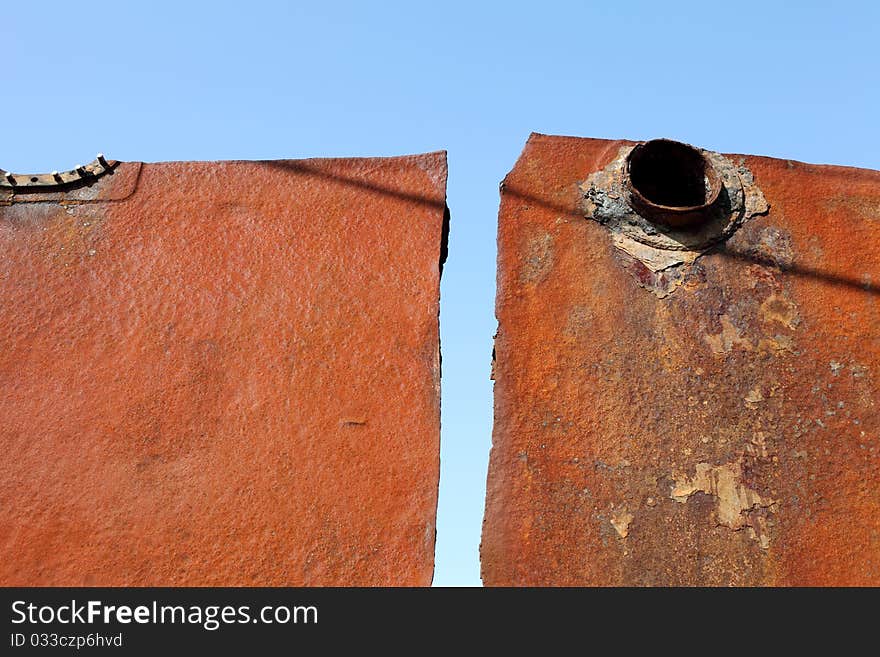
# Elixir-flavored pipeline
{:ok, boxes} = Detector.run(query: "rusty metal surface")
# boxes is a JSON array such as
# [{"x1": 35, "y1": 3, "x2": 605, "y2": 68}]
[
  {"x1": 0, "y1": 152, "x2": 447, "y2": 586},
  {"x1": 482, "y1": 133, "x2": 880, "y2": 586}
]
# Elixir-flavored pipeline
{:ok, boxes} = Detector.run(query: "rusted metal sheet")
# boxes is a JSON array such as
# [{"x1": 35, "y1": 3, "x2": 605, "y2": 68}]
[
  {"x1": 482, "y1": 133, "x2": 880, "y2": 586},
  {"x1": 0, "y1": 152, "x2": 447, "y2": 586}
]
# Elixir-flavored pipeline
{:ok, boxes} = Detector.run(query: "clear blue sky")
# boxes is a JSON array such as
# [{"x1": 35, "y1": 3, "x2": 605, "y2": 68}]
[{"x1": 6, "y1": 1, "x2": 878, "y2": 586}]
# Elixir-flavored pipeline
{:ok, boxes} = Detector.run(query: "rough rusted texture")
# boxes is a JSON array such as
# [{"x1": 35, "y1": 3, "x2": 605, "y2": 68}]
[
  {"x1": 0, "y1": 153, "x2": 447, "y2": 586},
  {"x1": 482, "y1": 133, "x2": 880, "y2": 586}
]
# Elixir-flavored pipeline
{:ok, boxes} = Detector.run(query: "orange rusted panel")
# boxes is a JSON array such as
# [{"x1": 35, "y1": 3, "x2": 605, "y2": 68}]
[
  {"x1": 482, "y1": 134, "x2": 880, "y2": 586},
  {"x1": 0, "y1": 153, "x2": 447, "y2": 586}
]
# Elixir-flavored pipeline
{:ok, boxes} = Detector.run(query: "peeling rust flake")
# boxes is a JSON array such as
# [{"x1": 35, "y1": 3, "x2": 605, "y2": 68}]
[
  {"x1": 483, "y1": 133, "x2": 880, "y2": 586},
  {"x1": 671, "y1": 459, "x2": 778, "y2": 549}
]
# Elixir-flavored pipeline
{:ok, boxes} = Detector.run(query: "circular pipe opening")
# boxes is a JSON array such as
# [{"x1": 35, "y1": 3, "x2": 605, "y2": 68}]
[{"x1": 625, "y1": 139, "x2": 722, "y2": 228}]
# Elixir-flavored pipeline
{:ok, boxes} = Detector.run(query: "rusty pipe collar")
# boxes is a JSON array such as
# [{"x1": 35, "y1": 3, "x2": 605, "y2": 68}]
[{"x1": 625, "y1": 139, "x2": 722, "y2": 229}]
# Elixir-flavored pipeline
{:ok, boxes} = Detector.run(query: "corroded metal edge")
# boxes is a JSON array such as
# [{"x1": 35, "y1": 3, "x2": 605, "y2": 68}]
[{"x1": 1, "y1": 155, "x2": 118, "y2": 190}]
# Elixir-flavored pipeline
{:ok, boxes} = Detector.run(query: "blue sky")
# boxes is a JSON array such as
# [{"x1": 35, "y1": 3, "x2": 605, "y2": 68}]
[{"x1": 6, "y1": 1, "x2": 878, "y2": 586}]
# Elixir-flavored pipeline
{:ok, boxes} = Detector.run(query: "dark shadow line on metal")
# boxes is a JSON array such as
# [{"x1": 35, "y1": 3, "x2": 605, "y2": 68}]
[
  {"x1": 263, "y1": 160, "x2": 447, "y2": 209},
  {"x1": 714, "y1": 246, "x2": 878, "y2": 295},
  {"x1": 502, "y1": 185, "x2": 582, "y2": 218},
  {"x1": 502, "y1": 185, "x2": 878, "y2": 296}
]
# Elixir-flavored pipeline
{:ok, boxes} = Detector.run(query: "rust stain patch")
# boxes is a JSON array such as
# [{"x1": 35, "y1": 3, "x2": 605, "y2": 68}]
[{"x1": 520, "y1": 231, "x2": 554, "y2": 284}]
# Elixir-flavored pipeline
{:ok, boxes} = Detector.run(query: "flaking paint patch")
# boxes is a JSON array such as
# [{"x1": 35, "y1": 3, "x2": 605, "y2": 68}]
[
  {"x1": 671, "y1": 460, "x2": 777, "y2": 548},
  {"x1": 612, "y1": 233, "x2": 696, "y2": 272},
  {"x1": 757, "y1": 334, "x2": 796, "y2": 355},
  {"x1": 705, "y1": 309, "x2": 798, "y2": 357},
  {"x1": 744, "y1": 387, "x2": 765, "y2": 405},
  {"x1": 610, "y1": 508, "x2": 634, "y2": 539},
  {"x1": 746, "y1": 432, "x2": 772, "y2": 459},
  {"x1": 704, "y1": 315, "x2": 751, "y2": 355},
  {"x1": 760, "y1": 293, "x2": 800, "y2": 330}
]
